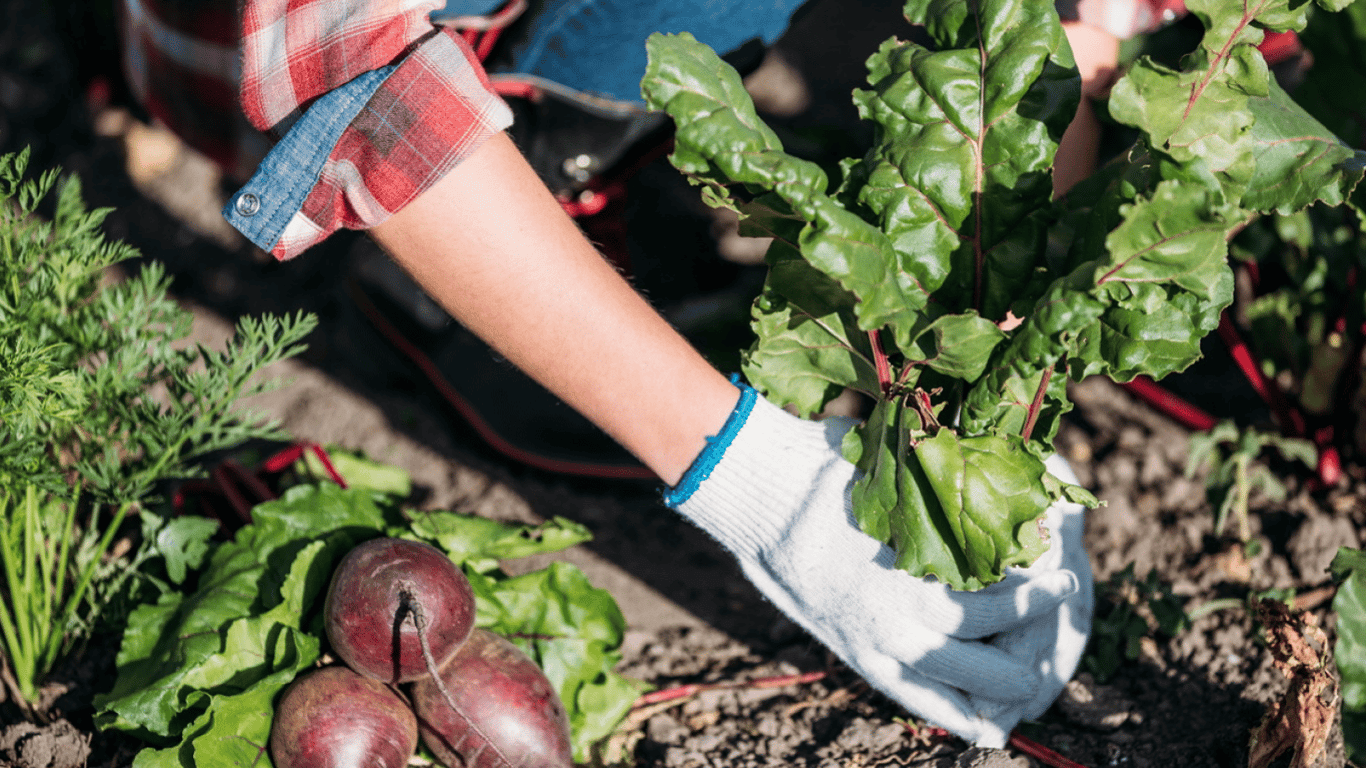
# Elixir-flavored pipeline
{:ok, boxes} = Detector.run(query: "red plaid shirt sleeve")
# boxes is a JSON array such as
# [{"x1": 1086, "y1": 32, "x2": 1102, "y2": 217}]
[{"x1": 122, "y1": 0, "x2": 513, "y2": 260}]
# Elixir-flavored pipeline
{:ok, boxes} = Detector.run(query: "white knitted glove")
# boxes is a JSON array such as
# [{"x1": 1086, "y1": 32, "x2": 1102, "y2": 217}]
[
  {"x1": 665, "y1": 385, "x2": 1093, "y2": 747},
  {"x1": 971, "y1": 454, "x2": 1094, "y2": 733}
]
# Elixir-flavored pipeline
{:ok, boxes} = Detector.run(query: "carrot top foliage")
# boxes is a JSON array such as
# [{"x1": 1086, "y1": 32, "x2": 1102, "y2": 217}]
[{"x1": 0, "y1": 148, "x2": 316, "y2": 710}]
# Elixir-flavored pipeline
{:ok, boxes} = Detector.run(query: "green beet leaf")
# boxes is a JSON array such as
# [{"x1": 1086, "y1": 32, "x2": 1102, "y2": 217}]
[
  {"x1": 855, "y1": 0, "x2": 1078, "y2": 320},
  {"x1": 94, "y1": 519, "x2": 346, "y2": 740},
  {"x1": 739, "y1": 197, "x2": 880, "y2": 415},
  {"x1": 743, "y1": 292, "x2": 878, "y2": 417},
  {"x1": 1243, "y1": 80, "x2": 1366, "y2": 215},
  {"x1": 912, "y1": 429, "x2": 1050, "y2": 587},
  {"x1": 130, "y1": 671, "x2": 291, "y2": 768},
  {"x1": 1109, "y1": 0, "x2": 1363, "y2": 215},
  {"x1": 1332, "y1": 547, "x2": 1366, "y2": 760},
  {"x1": 472, "y1": 561, "x2": 634, "y2": 758},
  {"x1": 642, "y1": 31, "x2": 925, "y2": 341},
  {"x1": 845, "y1": 401, "x2": 1049, "y2": 591},
  {"x1": 247, "y1": 482, "x2": 391, "y2": 540},
  {"x1": 407, "y1": 509, "x2": 592, "y2": 574},
  {"x1": 295, "y1": 446, "x2": 414, "y2": 499},
  {"x1": 186, "y1": 675, "x2": 289, "y2": 768},
  {"x1": 909, "y1": 313, "x2": 1006, "y2": 382}
]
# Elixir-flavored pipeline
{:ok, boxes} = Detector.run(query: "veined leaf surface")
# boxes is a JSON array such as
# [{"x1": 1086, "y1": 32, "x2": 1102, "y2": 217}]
[{"x1": 643, "y1": 0, "x2": 1366, "y2": 590}]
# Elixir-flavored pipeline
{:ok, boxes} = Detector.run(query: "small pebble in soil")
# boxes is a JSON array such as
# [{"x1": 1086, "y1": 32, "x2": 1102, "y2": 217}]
[
  {"x1": 648, "y1": 713, "x2": 690, "y2": 745},
  {"x1": 1056, "y1": 673, "x2": 1141, "y2": 731}
]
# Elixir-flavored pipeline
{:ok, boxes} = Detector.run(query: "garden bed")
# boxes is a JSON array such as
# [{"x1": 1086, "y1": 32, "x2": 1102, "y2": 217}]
[
  {"x1": 1, "y1": 1, "x2": 1363, "y2": 766},
  {"x1": 4, "y1": 359, "x2": 1359, "y2": 768}
]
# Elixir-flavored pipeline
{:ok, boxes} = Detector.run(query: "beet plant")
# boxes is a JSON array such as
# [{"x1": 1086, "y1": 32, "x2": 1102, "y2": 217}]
[
  {"x1": 641, "y1": 0, "x2": 1366, "y2": 590},
  {"x1": 96, "y1": 473, "x2": 635, "y2": 768}
]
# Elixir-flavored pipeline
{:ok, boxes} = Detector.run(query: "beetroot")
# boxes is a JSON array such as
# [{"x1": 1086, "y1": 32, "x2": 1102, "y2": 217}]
[
  {"x1": 324, "y1": 537, "x2": 476, "y2": 683},
  {"x1": 412, "y1": 629, "x2": 573, "y2": 768},
  {"x1": 270, "y1": 665, "x2": 417, "y2": 768}
]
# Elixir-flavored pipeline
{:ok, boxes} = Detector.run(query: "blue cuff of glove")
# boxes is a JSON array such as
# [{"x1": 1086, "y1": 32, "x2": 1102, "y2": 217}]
[{"x1": 662, "y1": 375, "x2": 755, "y2": 508}]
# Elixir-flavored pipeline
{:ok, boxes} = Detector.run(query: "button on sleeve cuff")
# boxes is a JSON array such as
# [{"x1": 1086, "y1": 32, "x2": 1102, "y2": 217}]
[
  {"x1": 225, "y1": 30, "x2": 514, "y2": 261},
  {"x1": 224, "y1": 67, "x2": 393, "y2": 255}
]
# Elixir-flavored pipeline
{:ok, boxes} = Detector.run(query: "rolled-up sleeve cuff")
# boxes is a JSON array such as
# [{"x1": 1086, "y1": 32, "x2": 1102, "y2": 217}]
[
  {"x1": 224, "y1": 29, "x2": 514, "y2": 260},
  {"x1": 225, "y1": 67, "x2": 391, "y2": 254}
]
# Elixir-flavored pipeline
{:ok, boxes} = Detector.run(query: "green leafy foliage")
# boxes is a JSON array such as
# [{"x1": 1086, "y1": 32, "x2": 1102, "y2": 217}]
[
  {"x1": 1187, "y1": 1, "x2": 1366, "y2": 478},
  {"x1": 0, "y1": 150, "x2": 316, "y2": 505},
  {"x1": 1084, "y1": 565, "x2": 1190, "y2": 683},
  {"x1": 295, "y1": 446, "x2": 414, "y2": 498},
  {"x1": 1331, "y1": 547, "x2": 1366, "y2": 760},
  {"x1": 0, "y1": 149, "x2": 315, "y2": 709},
  {"x1": 1294, "y1": 1, "x2": 1366, "y2": 150},
  {"x1": 1230, "y1": 205, "x2": 1366, "y2": 419},
  {"x1": 1184, "y1": 421, "x2": 1317, "y2": 540},
  {"x1": 641, "y1": 0, "x2": 1364, "y2": 590},
  {"x1": 95, "y1": 471, "x2": 634, "y2": 766}
]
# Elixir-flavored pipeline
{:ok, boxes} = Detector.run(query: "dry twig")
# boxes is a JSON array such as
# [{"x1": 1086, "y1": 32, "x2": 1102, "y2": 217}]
[{"x1": 1247, "y1": 599, "x2": 1340, "y2": 768}]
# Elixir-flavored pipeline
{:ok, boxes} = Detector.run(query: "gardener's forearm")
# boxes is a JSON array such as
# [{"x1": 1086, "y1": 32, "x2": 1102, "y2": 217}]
[{"x1": 368, "y1": 132, "x2": 740, "y2": 486}]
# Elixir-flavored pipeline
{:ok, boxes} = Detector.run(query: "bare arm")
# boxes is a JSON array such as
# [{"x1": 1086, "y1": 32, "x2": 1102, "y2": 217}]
[
  {"x1": 1054, "y1": 21, "x2": 1121, "y2": 198},
  {"x1": 368, "y1": 131, "x2": 740, "y2": 486},
  {"x1": 365, "y1": 18, "x2": 1118, "y2": 481}
]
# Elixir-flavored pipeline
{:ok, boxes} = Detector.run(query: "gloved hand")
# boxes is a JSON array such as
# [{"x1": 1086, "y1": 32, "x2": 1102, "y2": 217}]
[
  {"x1": 971, "y1": 454, "x2": 1094, "y2": 733},
  {"x1": 664, "y1": 384, "x2": 1093, "y2": 747}
]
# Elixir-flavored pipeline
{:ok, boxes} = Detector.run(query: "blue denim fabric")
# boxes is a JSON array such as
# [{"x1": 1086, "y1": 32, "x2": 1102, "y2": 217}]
[
  {"x1": 436, "y1": 0, "x2": 505, "y2": 15},
  {"x1": 223, "y1": 67, "x2": 393, "y2": 252},
  {"x1": 438, "y1": 0, "x2": 808, "y2": 104}
]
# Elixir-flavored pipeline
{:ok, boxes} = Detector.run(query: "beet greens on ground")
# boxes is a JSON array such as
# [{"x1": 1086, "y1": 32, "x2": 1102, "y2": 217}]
[{"x1": 93, "y1": 451, "x2": 637, "y2": 767}]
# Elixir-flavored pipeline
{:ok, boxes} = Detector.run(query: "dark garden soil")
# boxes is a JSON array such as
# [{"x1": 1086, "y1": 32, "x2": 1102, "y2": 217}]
[{"x1": 1, "y1": 1, "x2": 1364, "y2": 767}]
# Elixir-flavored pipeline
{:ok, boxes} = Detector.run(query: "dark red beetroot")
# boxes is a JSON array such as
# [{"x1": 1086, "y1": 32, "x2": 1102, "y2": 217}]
[
  {"x1": 412, "y1": 629, "x2": 573, "y2": 768},
  {"x1": 324, "y1": 538, "x2": 476, "y2": 683},
  {"x1": 270, "y1": 665, "x2": 417, "y2": 768}
]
